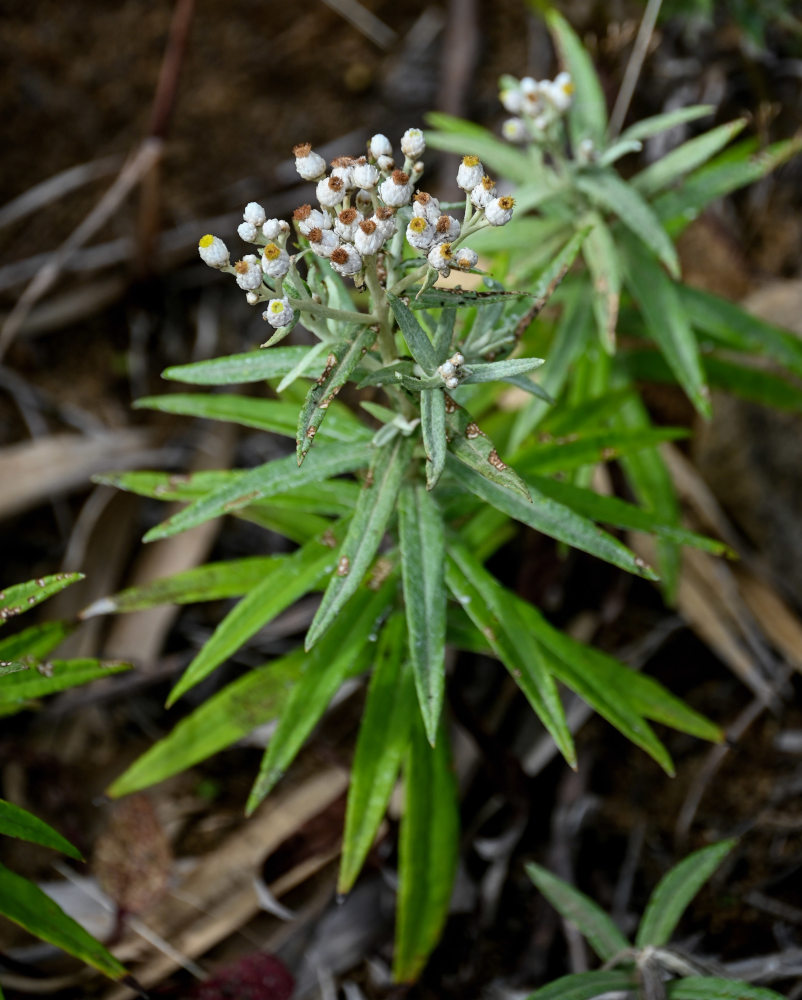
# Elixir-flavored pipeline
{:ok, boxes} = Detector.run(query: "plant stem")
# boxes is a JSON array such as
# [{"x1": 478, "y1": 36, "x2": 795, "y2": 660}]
[
  {"x1": 287, "y1": 297, "x2": 378, "y2": 326},
  {"x1": 363, "y1": 256, "x2": 396, "y2": 363}
]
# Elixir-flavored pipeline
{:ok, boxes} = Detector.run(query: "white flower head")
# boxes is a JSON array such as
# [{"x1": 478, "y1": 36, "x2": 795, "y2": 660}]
[
  {"x1": 379, "y1": 169, "x2": 413, "y2": 207},
  {"x1": 293, "y1": 204, "x2": 332, "y2": 236},
  {"x1": 470, "y1": 175, "x2": 497, "y2": 209},
  {"x1": 316, "y1": 174, "x2": 347, "y2": 209},
  {"x1": 198, "y1": 234, "x2": 229, "y2": 268},
  {"x1": 372, "y1": 206, "x2": 396, "y2": 240},
  {"x1": 456, "y1": 154, "x2": 484, "y2": 192},
  {"x1": 307, "y1": 226, "x2": 340, "y2": 258},
  {"x1": 376, "y1": 154, "x2": 395, "y2": 174},
  {"x1": 432, "y1": 214, "x2": 461, "y2": 245},
  {"x1": 355, "y1": 188, "x2": 374, "y2": 213},
  {"x1": 263, "y1": 296, "x2": 294, "y2": 328},
  {"x1": 500, "y1": 84, "x2": 523, "y2": 115},
  {"x1": 406, "y1": 215, "x2": 435, "y2": 251},
  {"x1": 354, "y1": 219, "x2": 384, "y2": 256},
  {"x1": 369, "y1": 133, "x2": 393, "y2": 159},
  {"x1": 428, "y1": 242, "x2": 453, "y2": 274},
  {"x1": 544, "y1": 71, "x2": 574, "y2": 112},
  {"x1": 329, "y1": 243, "x2": 363, "y2": 277},
  {"x1": 352, "y1": 157, "x2": 379, "y2": 189},
  {"x1": 484, "y1": 195, "x2": 515, "y2": 226},
  {"x1": 261, "y1": 242, "x2": 290, "y2": 278},
  {"x1": 502, "y1": 118, "x2": 528, "y2": 143},
  {"x1": 234, "y1": 254, "x2": 263, "y2": 291},
  {"x1": 243, "y1": 202, "x2": 266, "y2": 227},
  {"x1": 292, "y1": 142, "x2": 327, "y2": 181},
  {"x1": 237, "y1": 221, "x2": 259, "y2": 243},
  {"x1": 400, "y1": 128, "x2": 425, "y2": 160},
  {"x1": 262, "y1": 218, "x2": 284, "y2": 240},
  {"x1": 330, "y1": 156, "x2": 356, "y2": 190},
  {"x1": 455, "y1": 247, "x2": 479, "y2": 270},
  {"x1": 335, "y1": 207, "x2": 363, "y2": 241},
  {"x1": 413, "y1": 191, "x2": 441, "y2": 226}
]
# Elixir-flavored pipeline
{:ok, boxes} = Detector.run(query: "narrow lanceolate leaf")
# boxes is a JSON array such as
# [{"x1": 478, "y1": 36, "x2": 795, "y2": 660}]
[
  {"x1": 0, "y1": 574, "x2": 83, "y2": 627},
  {"x1": 524, "y1": 970, "x2": 637, "y2": 1000},
  {"x1": 0, "y1": 621, "x2": 73, "y2": 663},
  {"x1": 446, "y1": 456, "x2": 657, "y2": 580},
  {"x1": 582, "y1": 217, "x2": 620, "y2": 353},
  {"x1": 143, "y1": 442, "x2": 367, "y2": 542},
  {"x1": 0, "y1": 659, "x2": 130, "y2": 709},
  {"x1": 81, "y1": 557, "x2": 279, "y2": 617},
  {"x1": 388, "y1": 294, "x2": 437, "y2": 372},
  {"x1": 545, "y1": 9, "x2": 608, "y2": 150},
  {"x1": 618, "y1": 104, "x2": 713, "y2": 143},
  {"x1": 576, "y1": 170, "x2": 680, "y2": 278},
  {"x1": 667, "y1": 977, "x2": 787, "y2": 1000},
  {"x1": 399, "y1": 484, "x2": 446, "y2": 745},
  {"x1": 339, "y1": 614, "x2": 415, "y2": 894},
  {"x1": 633, "y1": 119, "x2": 747, "y2": 198},
  {"x1": 135, "y1": 393, "x2": 370, "y2": 444},
  {"x1": 528, "y1": 228, "x2": 590, "y2": 313},
  {"x1": 462, "y1": 357, "x2": 545, "y2": 384},
  {"x1": 434, "y1": 307, "x2": 456, "y2": 357},
  {"x1": 0, "y1": 800, "x2": 82, "y2": 860},
  {"x1": 167, "y1": 528, "x2": 345, "y2": 706},
  {"x1": 306, "y1": 437, "x2": 412, "y2": 650},
  {"x1": 636, "y1": 839, "x2": 736, "y2": 948},
  {"x1": 394, "y1": 715, "x2": 459, "y2": 983},
  {"x1": 525, "y1": 862, "x2": 631, "y2": 962},
  {"x1": 247, "y1": 577, "x2": 396, "y2": 813},
  {"x1": 0, "y1": 862, "x2": 128, "y2": 981},
  {"x1": 446, "y1": 398, "x2": 531, "y2": 501},
  {"x1": 516, "y1": 426, "x2": 689, "y2": 477},
  {"x1": 297, "y1": 327, "x2": 376, "y2": 464},
  {"x1": 446, "y1": 544, "x2": 575, "y2": 767},
  {"x1": 162, "y1": 346, "x2": 325, "y2": 385},
  {"x1": 620, "y1": 231, "x2": 710, "y2": 418},
  {"x1": 109, "y1": 652, "x2": 304, "y2": 797},
  {"x1": 420, "y1": 388, "x2": 447, "y2": 490}
]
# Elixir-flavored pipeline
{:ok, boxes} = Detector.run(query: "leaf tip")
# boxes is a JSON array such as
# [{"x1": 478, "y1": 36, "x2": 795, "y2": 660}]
[{"x1": 79, "y1": 596, "x2": 117, "y2": 620}]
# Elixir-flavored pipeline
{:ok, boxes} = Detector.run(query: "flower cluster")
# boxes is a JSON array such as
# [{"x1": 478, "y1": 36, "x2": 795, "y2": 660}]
[
  {"x1": 197, "y1": 128, "x2": 515, "y2": 335},
  {"x1": 499, "y1": 71, "x2": 574, "y2": 143}
]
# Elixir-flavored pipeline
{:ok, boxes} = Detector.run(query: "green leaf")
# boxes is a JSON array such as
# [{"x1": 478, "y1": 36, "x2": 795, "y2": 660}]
[
  {"x1": 399, "y1": 484, "x2": 446, "y2": 745},
  {"x1": 135, "y1": 393, "x2": 369, "y2": 444},
  {"x1": 108, "y1": 652, "x2": 303, "y2": 796},
  {"x1": 162, "y1": 346, "x2": 326, "y2": 385},
  {"x1": 0, "y1": 862, "x2": 128, "y2": 980},
  {"x1": 247, "y1": 577, "x2": 396, "y2": 812},
  {"x1": 0, "y1": 659, "x2": 130, "y2": 709},
  {"x1": 582, "y1": 217, "x2": 620, "y2": 352},
  {"x1": 525, "y1": 862, "x2": 630, "y2": 962},
  {"x1": 0, "y1": 800, "x2": 82, "y2": 860},
  {"x1": 524, "y1": 474, "x2": 731, "y2": 557},
  {"x1": 81, "y1": 557, "x2": 279, "y2": 617},
  {"x1": 618, "y1": 104, "x2": 714, "y2": 143},
  {"x1": 306, "y1": 436, "x2": 412, "y2": 650},
  {"x1": 339, "y1": 613, "x2": 414, "y2": 894},
  {"x1": 633, "y1": 119, "x2": 747, "y2": 198},
  {"x1": 677, "y1": 284, "x2": 802, "y2": 378},
  {"x1": 446, "y1": 399, "x2": 531, "y2": 501},
  {"x1": 668, "y1": 977, "x2": 787, "y2": 1000},
  {"x1": 446, "y1": 544, "x2": 575, "y2": 766},
  {"x1": 636, "y1": 839, "x2": 736, "y2": 947},
  {"x1": 576, "y1": 169, "x2": 680, "y2": 278},
  {"x1": 620, "y1": 230, "x2": 710, "y2": 418},
  {"x1": 446, "y1": 456, "x2": 657, "y2": 580},
  {"x1": 545, "y1": 8, "x2": 608, "y2": 150},
  {"x1": 421, "y1": 388, "x2": 447, "y2": 490},
  {"x1": 393, "y1": 714, "x2": 459, "y2": 982},
  {"x1": 434, "y1": 307, "x2": 456, "y2": 357},
  {"x1": 0, "y1": 573, "x2": 83, "y2": 627},
  {"x1": 524, "y1": 970, "x2": 637, "y2": 1000},
  {"x1": 424, "y1": 112, "x2": 539, "y2": 184},
  {"x1": 0, "y1": 621, "x2": 73, "y2": 662},
  {"x1": 388, "y1": 294, "x2": 438, "y2": 372},
  {"x1": 462, "y1": 357, "x2": 545, "y2": 384},
  {"x1": 406, "y1": 287, "x2": 533, "y2": 311},
  {"x1": 297, "y1": 327, "x2": 377, "y2": 463},
  {"x1": 167, "y1": 527, "x2": 345, "y2": 706},
  {"x1": 516, "y1": 426, "x2": 689, "y2": 476},
  {"x1": 143, "y1": 443, "x2": 367, "y2": 542}
]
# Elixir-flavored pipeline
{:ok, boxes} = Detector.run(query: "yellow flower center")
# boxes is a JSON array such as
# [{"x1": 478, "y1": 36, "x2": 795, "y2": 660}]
[
  {"x1": 410, "y1": 217, "x2": 428, "y2": 233},
  {"x1": 463, "y1": 154, "x2": 480, "y2": 167},
  {"x1": 264, "y1": 243, "x2": 281, "y2": 260},
  {"x1": 199, "y1": 234, "x2": 215, "y2": 248}
]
